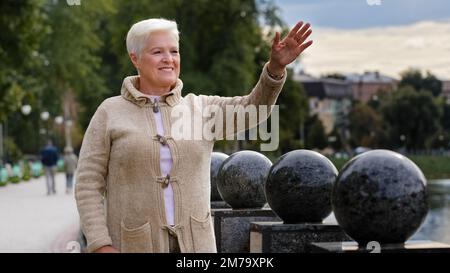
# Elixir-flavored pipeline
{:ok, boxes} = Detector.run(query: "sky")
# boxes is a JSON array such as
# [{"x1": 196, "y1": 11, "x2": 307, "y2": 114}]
[{"x1": 274, "y1": 0, "x2": 450, "y2": 79}]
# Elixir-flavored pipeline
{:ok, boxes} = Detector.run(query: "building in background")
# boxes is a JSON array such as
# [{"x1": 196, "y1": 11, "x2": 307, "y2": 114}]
[
  {"x1": 442, "y1": 80, "x2": 450, "y2": 102},
  {"x1": 346, "y1": 72, "x2": 398, "y2": 103},
  {"x1": 293, "y1": 73, "x2": 353, "y2": 134}
]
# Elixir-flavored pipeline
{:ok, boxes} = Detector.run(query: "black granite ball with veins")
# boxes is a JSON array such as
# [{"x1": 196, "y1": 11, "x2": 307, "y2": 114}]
[
  {"x1": 332, "y1": 149, "x2": 428, "y2": 245},
  {"x1": 217, "y1": 150, "x2": 272, "y2": 209},
  {"x1": 210, "y1": 152, "x2": 229, "y2": 201},
  {"x1": 265, "y1": 150, "x2": 338, "y2": 224}
]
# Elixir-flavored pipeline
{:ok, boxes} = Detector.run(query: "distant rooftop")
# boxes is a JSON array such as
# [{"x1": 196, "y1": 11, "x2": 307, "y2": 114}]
[
  {"x1": 344, "y1": 72, "x2": 398, "y2": 83},
  {"x1": 293, "y1": 72, "x2": 352, "y2": 99},
  {"x1": 293, "y1": 71, "x2": 398, "y2": 84}
]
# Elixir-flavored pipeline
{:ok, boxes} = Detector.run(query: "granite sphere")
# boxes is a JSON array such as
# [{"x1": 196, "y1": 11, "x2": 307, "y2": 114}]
[
  {"x1": 210, "y1": 152, "x2": 229, "y2": 201},
  {"x1": 217, "y1": 150, "x2": 272, "y2": 209},
  {"x1": 265, "y1": 150, "x2": 338, "y2": 223},
  {"x1": 332, "y1": 149, "x2": 428, "y2": 245}
]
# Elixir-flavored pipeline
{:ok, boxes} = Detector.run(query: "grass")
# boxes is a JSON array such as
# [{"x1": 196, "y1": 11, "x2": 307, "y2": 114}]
[{"x1": 330, "y1": 155, "x2": 450, "y2": 180}]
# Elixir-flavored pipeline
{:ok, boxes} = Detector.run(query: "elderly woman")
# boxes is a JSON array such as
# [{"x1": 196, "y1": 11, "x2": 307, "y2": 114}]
[{"x1": 75, "y1": 18, "x2": 312, "y2": 253}]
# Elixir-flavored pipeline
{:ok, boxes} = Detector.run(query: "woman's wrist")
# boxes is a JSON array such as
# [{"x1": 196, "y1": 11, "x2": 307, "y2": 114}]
[{"x1": 267, "y1": 61, "x2": 285, "y2": 80}]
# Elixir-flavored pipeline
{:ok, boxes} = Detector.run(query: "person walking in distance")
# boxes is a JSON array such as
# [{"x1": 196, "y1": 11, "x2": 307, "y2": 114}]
[
  {"x1": 41, "y1": 139, "x2": 59, "y2": 195},
  {"x1": 63, "y1": 146, "x2": 78, "y2": 194}
]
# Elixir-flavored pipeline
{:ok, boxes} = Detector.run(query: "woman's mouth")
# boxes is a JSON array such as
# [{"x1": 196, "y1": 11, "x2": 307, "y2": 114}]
[{"x1": 159, "y1": 67, "x2": 174, "y2": 71}]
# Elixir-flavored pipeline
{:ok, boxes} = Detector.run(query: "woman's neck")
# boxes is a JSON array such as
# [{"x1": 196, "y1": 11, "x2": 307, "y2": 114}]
[{"x1": 138, "y1": 77, "x2": 171, "y2": 96}]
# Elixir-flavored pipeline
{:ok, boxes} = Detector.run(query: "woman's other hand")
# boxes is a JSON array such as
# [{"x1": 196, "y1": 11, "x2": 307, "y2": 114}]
[
  {"x1": 94, "y1": 245, "x2": 120, "y2": 253},
  {"x1": 268, "y1": 21, "x2": 313, "y2": 76}
]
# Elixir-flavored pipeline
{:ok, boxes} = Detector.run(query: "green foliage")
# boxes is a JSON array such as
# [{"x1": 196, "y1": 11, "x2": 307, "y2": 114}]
[
  {"x1": 9, "y1": 165, "x2": 22, "y2": 183},
  {"x1": 9, "y1": 176, "x2": 20, "y2": 184},
  {"x1": 381, "y1": 86, "x2": 442, "y2": 151},
  {"x1": 0, "y1": 0, "x2": 47, "y2": 122},
  {"x1": 1, "y1": 0, "x2": 115, "y2": 158},
  {"x1": 4, "y1": 137, "x2": 23, "y2": 163},
  {"x1": 348, "y1": 103, "x2": 384, "y2": 148},
  {"x1": 22, "y1": 162, "x2": 31, "y2": 181},
  {"x1": 409, "y1": 155, "x2": 450, "y2": 179},
  {"x1": 40, "y1": 0, "x2": 115, "y2": 129},
  {"x1": 277, "y1": 70, "x2": 309, "y2": 152},
  {"x1": 441, "y1": 102, "x2": 450, "y2": 132},
  {"x1": 305, "y1": 115, "x2": 327, "y2": 150},
  {"x1": 399, "y1": 68, "x2": 442, "y2": 97}
]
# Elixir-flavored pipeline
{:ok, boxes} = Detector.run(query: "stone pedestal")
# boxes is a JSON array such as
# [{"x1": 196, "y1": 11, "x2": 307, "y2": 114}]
[
  {"x1": 211, "y1": 201, "x2": 231, "y2": 209},
  {"x1": 308, "y1": 240, "x2": 450, "y2": 253},
  {"x1": 249, "y1": 222, "x2": 349, "y2": 253},
  {"x1": 213, "y1": 208, "x2": 280, "y2": 253}
]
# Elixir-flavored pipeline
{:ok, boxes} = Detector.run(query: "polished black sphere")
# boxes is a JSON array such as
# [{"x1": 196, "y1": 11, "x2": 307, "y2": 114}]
[
  {"x1": 217, "y1": 150, "x2": 272, "y2": 209},
  {"x1": 265, "y1": 150, "x2": 338, "y2": 224},
  {"x1": 332, "y1": 149, "x2": 428, "y2": 245},
  {"x1": 210, "y1": 152, "x2": 229, "y2": 201}
]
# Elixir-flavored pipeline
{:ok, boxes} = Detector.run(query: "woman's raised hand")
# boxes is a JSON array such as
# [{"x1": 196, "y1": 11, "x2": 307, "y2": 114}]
[{"x1": 268, "y1": 21, "x2": 313, "y2": 75}]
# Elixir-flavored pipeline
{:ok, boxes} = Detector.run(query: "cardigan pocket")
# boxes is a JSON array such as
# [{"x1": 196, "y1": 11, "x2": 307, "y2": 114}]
[
  {"x1": 120, "y1": 221, "x2": 153, "y2": 253},
  {"x1": 190, "y1": 212, "x2": 216, "y2": 253}
]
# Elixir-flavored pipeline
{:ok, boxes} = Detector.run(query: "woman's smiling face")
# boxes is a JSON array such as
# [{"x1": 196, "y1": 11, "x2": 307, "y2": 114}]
[{"x1": 131, "y1": 31, "x2": 180, "y2": 91}]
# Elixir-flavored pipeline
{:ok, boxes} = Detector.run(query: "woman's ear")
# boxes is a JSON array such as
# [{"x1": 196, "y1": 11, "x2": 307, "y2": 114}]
[{"x1": 129, "y1": 53, "x2": 139, "y2": 69}]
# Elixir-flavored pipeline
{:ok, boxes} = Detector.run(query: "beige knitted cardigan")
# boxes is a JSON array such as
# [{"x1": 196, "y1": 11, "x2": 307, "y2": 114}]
[{"x1": 75, "y1": 63, "x2": 286, "y2": 253}]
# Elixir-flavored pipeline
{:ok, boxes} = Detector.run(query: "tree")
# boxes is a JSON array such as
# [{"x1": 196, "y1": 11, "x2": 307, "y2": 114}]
[
  {"x1": 399, "y1": 68, "x2": 442, "y2": 97},
  {"x1": 0, "y1": 0, "x2": 48, "y2": 160},
  {"x1": 442, "y1": 103, "x2": 450, "y2": 132},
  {"x1": 381, "y1": 86, "x2": 441, "y2": 151},
  {"x1": 348, "y1": 103, "x2": 384, "y2": 148},
  {"x1": 333, "y1": 99, "x2": 353, "y2": 156},
  {"x1": 0, "y1": 0, "x2": 46, "y2": 122},
  {"x1": 305, "y1": 115, "x2": 327, "y2": 150},
  {"x1": 276, "y1": 70, "x2": 309, "y2": 153},
  {"x1": 40, "y1": 0, "x2": 115, "y2": 129},
  {"x1": 3, "y1": 0, "x2": 115, "y2": 156}
]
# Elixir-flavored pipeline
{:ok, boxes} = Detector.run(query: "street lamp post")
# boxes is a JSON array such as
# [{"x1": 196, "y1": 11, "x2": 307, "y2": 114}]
[
  {"x1": 40, "y1": 111, "x2": 50, "y2": 143},
  {"x1": 400, "y1": 134, "x2": 407, "y2": 153},
  {"x1": 21, "y1": 105, "x2": 32, "y2": 116},
  {"x1": 21, "y1": 105, "x2": 32, "y2": 157},
  {"x1": 54, "y1": 116, "x2": 63, "y2": 149},
  {"x1": 65, "y1": 119, "x2": 73, "y2": 151}
]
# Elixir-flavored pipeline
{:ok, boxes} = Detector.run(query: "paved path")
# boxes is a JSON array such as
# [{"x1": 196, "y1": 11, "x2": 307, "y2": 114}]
[{"x1": 0, "y1": 173, "x2": 80, "y2": 253}]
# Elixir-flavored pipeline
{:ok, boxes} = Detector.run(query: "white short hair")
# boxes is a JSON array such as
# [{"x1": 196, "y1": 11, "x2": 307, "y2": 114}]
[{"x1": 126, "y1": 18, "x2": 179, "y2": 56}]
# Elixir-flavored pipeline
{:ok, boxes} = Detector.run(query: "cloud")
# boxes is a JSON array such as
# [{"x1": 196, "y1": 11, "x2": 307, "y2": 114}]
[
  {"x1": 298, "y1": 20, "x2": 450, "y2": 79},
  {"x1": 276, "y1": 0, "x2": 450, "y2": 29}
]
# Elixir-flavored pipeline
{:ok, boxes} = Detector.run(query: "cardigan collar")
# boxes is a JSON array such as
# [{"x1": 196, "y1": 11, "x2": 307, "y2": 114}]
[{"x1": 121, "y1": 75, "x2": 183, "y2": 107}]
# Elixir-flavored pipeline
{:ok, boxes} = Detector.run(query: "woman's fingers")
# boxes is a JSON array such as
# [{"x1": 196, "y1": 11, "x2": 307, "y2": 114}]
[
  {"x1": 272, "y1": 31, "x2": 281, "y2": 48},
  {"x1": 296, "y1": 29, "x2": 312, "y2": 45},
  {"x1": 295, "y1": 23, "x2": 311, "y2": 42},
  {"x1": 295, "y1": 40, "x2": 313, "y2": 55},
  {"x1": 287, "y1": 21, "x2": 304, "y2": 39}
]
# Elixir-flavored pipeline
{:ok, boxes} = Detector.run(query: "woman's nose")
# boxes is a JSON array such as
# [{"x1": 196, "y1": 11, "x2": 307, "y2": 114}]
[{"x1": 162, "y1": 52, "x2": 173, "y2": 63}]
